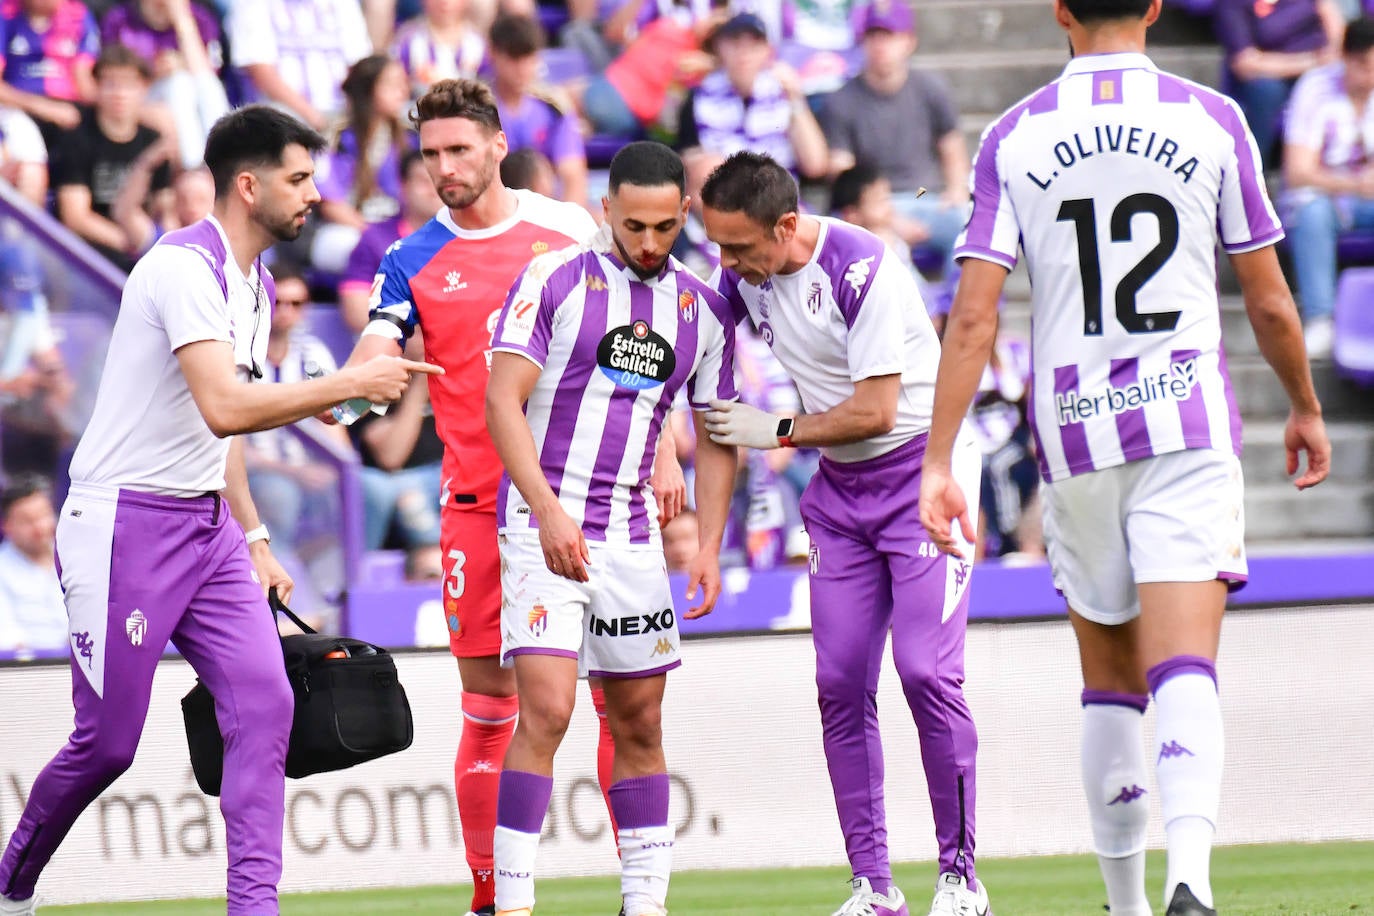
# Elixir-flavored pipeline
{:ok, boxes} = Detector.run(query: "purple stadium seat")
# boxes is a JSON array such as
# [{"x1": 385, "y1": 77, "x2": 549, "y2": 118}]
[
  {"x1": 361, "y1": 549, "x2": 408, "y2": 587},
  {"x1": 1333, "y1": 266, "x2": 1374, "y2": 386},
  {"x1": 304, "y1": 306, "x2": 358, "y2": 369},
  {"x1": 1336, "y1": 230, "x2": 1374, "y2": 266},
  {"x1": 586, "y1": 133, "x2": 632, "y2": 168}
]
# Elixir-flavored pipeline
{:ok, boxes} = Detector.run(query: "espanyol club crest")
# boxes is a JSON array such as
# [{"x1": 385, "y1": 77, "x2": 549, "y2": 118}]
[{"x1": 678, "y1": 289, "x2": 697, "y2": 323}]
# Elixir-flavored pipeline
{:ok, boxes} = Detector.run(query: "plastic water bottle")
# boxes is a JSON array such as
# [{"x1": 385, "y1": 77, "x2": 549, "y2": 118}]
[{"x1": 304, "y1": 360, "x2": 375, "y2": 427}]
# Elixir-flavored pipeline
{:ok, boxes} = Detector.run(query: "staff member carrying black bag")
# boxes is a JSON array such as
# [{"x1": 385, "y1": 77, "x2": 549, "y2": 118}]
[{"x1": 184, "y1": 590, "x2": 414, "y2": 796}]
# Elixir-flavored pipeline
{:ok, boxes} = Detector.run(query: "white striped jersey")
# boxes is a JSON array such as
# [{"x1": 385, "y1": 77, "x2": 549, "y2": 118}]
[
  {"x1": 955, "y1": 52, "x2": 1282, "y2": 483},
  {"x1": 1283, "y1": 62, "x2": 1374, "y2": 203},
  {"x1": 714, "y1": 217, "x2": 941, "y2": 463},
  {"x1": 491, "y1": 248, "x2": 738, "y2": 546}
]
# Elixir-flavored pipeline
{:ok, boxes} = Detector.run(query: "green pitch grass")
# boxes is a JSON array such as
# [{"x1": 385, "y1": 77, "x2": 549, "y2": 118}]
[{"x1": 49, "y1": 841, "x2": 1373, "y2": 914}]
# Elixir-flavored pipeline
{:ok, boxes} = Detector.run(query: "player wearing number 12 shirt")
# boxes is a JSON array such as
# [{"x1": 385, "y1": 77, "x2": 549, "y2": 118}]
[
  {"x1": 343, "y1": 79, "x2": 609, "y2": 916},
  {"x1": 919, "y1": 3, "x2": 1330, "y2": 916}
]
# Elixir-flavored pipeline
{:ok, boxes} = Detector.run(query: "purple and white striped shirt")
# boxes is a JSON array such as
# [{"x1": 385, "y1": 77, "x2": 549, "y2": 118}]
[
  {"x1": 492, "y1": 248, "x2": 737, "y2": 547},
  {"x1": 955, "y1": 52, "x2": 1281, "y2": 483}
]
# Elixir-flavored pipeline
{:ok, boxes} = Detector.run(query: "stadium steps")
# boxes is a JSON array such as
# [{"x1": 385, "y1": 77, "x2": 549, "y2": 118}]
[
  {"x1": 915, "y1": 0, "x2": 1217, "y2": 55},
  {"x1": 913, "y1": 46, "x2": 1223, "y2": 121}
]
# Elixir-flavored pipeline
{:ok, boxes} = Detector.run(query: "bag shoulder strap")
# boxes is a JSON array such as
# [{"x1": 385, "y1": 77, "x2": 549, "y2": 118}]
[{"x1": 269, "y1": 588, "x2": 318, "y2": 635}]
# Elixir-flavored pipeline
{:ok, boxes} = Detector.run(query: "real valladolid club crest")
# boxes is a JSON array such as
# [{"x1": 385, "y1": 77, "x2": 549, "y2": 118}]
[
  {"x1": 126, "y1": 609, "x2": 148, "y2": 647},
  {"x1": 678, "y1": 289, "x2": 697, "y2": 323},
  {"x1": 528, "y1": 603, "x2": 548, "y2": 637}
]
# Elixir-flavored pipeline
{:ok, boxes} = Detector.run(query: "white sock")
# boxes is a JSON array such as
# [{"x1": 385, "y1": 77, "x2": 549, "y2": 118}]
[
  {"x1": 494, "y1": 825, "x2": 541, "y2": 911},
  {"x1": 1082, "y1": 700, "x2": 1152, "y2": 916},
  {"x1": 1154, "y1": 672, "x2": 1223, "y2": 909},
  {"x1": 619, "y1": 824, "x2": 675, "y2": 913},
  {"x1": 1165, "y1": 816, "x2": 1216, "y2": 909}
]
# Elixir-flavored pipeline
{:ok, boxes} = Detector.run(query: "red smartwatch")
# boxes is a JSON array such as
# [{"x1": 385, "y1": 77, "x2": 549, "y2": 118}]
[{"x1": 776, "y1": 417, "x2": 795, "y2": 448}]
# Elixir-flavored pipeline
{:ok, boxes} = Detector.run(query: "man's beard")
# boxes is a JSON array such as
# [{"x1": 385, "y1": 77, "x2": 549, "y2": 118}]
[
  {"x1": 260, "y1": 207, "x2": 307, "y2": 242},
  {"x1": 439, "y1": 155, "x2": 495, "y2": 211}
]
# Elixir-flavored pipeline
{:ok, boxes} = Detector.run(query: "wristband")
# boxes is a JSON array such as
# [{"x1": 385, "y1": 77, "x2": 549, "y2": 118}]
[
  {"x1": 244, "y1": 524, "x2": 271, "y2": 546},
  {"x1": 776, "y1": 416, "x2": 795, "y2": 449}
]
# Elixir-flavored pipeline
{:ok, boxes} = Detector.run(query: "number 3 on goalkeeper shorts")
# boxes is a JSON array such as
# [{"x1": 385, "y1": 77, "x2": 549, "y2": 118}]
[{"x1": 446, "y1": 549, "x2": 467, "y2": 599}]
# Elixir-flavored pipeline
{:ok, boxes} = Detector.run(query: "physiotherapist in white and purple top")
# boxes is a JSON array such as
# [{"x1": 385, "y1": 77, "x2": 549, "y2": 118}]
[
  {"x1": 920, "y1": 3, "x2": 1331, "y2": 916},
  {"x1": 700, "y1": 151, "x2": 990, "y2": 916},
  {"x1": 0, "y1": 105, "x2": 438, "y2": 916},
  {"x1": 485, "y1": 141, "x2": 737, "y2": 916}
]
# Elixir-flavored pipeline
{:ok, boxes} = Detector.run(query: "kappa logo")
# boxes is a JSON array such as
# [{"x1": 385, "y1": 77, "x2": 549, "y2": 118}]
[
  {"x1": 1158, "y1": 740, "x2": 1195, "y2": 762},
  {"x1": 585, "y1": 275, "x2": 607, "y2": 292},
  {"x1": 443, "y1": 271, "x2": 468, "y2": 293},
  {"x1": 1107, "y1": 784, "x2": 1147, "y2": 805},
  {"x1": 651, "y1": 637, "x2": 674, "y2": 657},
  {"x1": 528, "y1": 603, "x2": 549, "y2": 636},
  {"x1": 843, "y1": 256, "x2": 875, "y2": 295},
  {"x1": 126, "y1": 610, "x2": 147, "y2": 646},
  {"x1": 72, "y1": 631, "x2": 95, "y2": 669},
  {"x1": 953, "y1": 561, "x2": 971, "y2": 590}
]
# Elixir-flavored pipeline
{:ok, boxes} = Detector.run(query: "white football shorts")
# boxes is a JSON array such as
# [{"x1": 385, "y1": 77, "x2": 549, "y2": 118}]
[
  {"x1": 1041, "y1": 448, "x2": 1246, "y2": 625},
  {"x1": 499, "y1": 533, "x2": 681, "y2": 677}
]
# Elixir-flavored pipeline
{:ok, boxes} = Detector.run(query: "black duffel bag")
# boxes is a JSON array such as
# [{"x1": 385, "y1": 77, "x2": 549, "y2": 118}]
[{"x1": 182, "y1": 591, "x2": 414, "y2": 796}]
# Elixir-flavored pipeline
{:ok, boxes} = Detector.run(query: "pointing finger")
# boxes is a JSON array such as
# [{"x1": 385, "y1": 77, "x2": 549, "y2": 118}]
[{"x1": 399, "y1": 359, "x2": 445, "y2": 375}]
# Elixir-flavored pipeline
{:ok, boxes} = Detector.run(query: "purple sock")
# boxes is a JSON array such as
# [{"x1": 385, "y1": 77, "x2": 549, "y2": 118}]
[
  {"x1": 608, "y1": 773, "x2": 670, "y2": 829},
  {"x1": 496, "y1": 769, "x2": 553, "y2": 834}
]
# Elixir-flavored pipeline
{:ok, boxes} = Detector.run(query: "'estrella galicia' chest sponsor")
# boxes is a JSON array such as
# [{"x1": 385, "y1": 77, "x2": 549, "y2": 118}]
[{"x1": 596, "y1": 320, "x2": 676, "y2": 390}]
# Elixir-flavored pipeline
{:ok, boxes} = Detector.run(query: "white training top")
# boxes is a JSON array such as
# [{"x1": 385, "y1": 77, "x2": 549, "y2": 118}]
[
  {"x1": 67, "y1": 216, "x2": 272, "y2": 495},
  {"x1": 714, "y1": 217, "x2": 941, "y2": 463},
  {"x1": 955, "y1": 52, "x2": 1282, "y2": 483}
]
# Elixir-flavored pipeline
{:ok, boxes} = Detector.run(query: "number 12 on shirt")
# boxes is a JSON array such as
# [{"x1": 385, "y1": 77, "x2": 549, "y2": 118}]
[{"x1": 1056, "y1": 193, "x2": 1182, "y2": 337}]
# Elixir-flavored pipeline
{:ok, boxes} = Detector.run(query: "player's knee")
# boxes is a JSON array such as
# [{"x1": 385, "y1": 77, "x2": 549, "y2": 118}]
[
  {"x1": 894, "y1": 654, "x2": 942, "y2": 700},
  {"x1": 230, "y1": 664, "x2": 295, "y2": 742},
  {"x1": 814, "y1": 661, "x2": 869, "y2": 703},
  {"x1": 608, "y1": 702, "x2": 662, "y2": 753},
  {"x1": 517, "y1": 692, "x2": 575, "y2": 742},
  {"x1": 82, "y1": 729, "x2": 140, "y2": 779}
]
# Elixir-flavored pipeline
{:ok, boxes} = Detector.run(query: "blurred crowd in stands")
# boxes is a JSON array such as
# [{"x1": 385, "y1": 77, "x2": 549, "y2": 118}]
[{"x1": 5, "y1": 0, "x2": 1374, "y2": 645}]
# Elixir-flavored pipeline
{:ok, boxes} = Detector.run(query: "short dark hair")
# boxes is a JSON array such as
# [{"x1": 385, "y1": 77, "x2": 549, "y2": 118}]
[
  {"x1": 1345, "y1": 17, "x2": 1374, "y2": 55},
  {"x1": 500, "y1": 147, "x2": 552, "y2": 190},
  {"x1": 0, "y1": 473, "x2": 51, "y2": 519},
  {"x1": 607, "y1": 141, "x2": 685, "y2": 195},
  {"x1": 410, "y1": 78, "x2": 503, "y2": 133},
  {"x1": 94, "y1": 43, "x2": 151, "y2": 81},
  {"x1": 1062, "y1": 0, "x2": 1151, "y2": 26},
  {"x1": 489, "y1": 13, "x2": 546, "y2": 57},
  {"x1": 829, "y1": 164, "x2": 883, "y2": 215},
  {"x1": 204, "y1": 106, "x2": 327, "y2": 199},
  {"x1": 698, "y1": 151, "x2": 798, "y2": 227}
]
